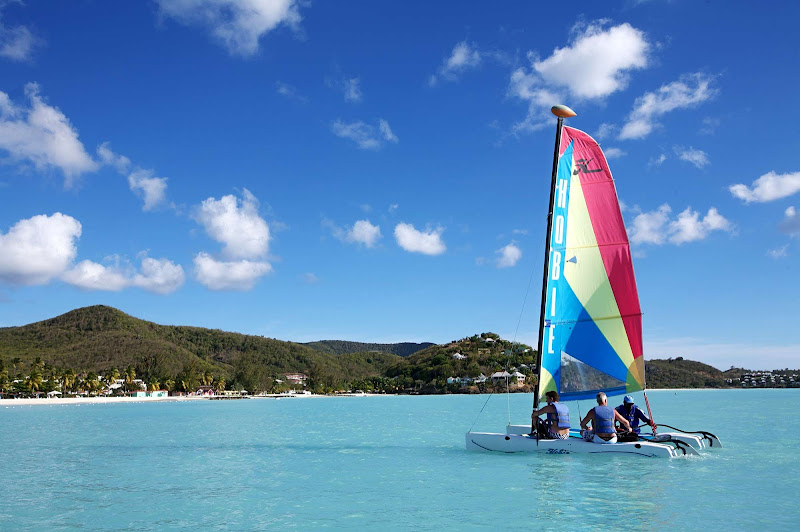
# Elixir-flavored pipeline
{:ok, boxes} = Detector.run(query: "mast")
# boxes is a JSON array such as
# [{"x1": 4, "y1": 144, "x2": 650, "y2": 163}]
[{"x1": 533, "y1": 105, "x2": 576, "y2": 411}]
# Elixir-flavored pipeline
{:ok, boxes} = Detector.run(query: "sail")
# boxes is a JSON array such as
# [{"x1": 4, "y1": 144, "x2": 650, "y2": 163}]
[{"x1": 538, "y1": 126, "x2": 644, "y2": 401}]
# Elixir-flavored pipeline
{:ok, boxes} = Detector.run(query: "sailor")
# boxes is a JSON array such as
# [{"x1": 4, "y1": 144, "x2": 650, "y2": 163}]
[
  {"x1": 615, "y1": 395, "x2": 652, "y2": 434},
  {"x1": 580, "y1": 392, "x2": 630, "y2": 443},
  {"x1": 531, "y1": 390, "x2": 570, "y2": 439}
]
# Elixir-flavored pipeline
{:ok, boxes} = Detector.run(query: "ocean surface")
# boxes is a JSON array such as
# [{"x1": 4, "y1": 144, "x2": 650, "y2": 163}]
[{"x1": 1, "y1": 389, "x2": 798, "y2": 530}]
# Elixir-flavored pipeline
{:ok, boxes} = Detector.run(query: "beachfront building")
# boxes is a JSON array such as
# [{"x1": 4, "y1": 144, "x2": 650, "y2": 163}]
[{"x1": 490, "y1": 371, "x2": 512, "y2": 383}]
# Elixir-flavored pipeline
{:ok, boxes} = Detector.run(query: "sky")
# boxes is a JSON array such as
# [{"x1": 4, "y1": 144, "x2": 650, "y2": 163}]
[{"x1": 1, "y1": 0, "x2": 799, "y2": 371}]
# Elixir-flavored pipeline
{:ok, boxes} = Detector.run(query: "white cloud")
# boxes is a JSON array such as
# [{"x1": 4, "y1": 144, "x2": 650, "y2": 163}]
[
  {"x1": 332, "y1": 119, "x2": 398, "y2": 150},
  {"x1": 394, "y1": 223, "x2": 446, "y2": 255},
  {"x1": 133, "y1": 257, "x2": 185, "y2": 294},
  {"x1": 155, "y1": 0, "x2": 303, "y2": 57},
  {"x1": 343, "y1": 78, "x2": 362, "y2": 102},
  {"x1": 128, "y1": 169, "x2": 169, "y2": 211},
  {"x1": 629, "y1": 204, "x2": 672, "y2": 245},
  {"x1": 619, "y1": 73, "x2": 717, "y2": 140},
  {"x1": 767, "y1": 244, "x2": 789, "y2": 259},
  {"x1": 97, "y1": 143, "x2": 169, "y2": 211},
  {"x1": 0, "y1": 213, "x2": 81, "y2": 286},
  {"x1": 649, "y1": 154, "x2": 667, "y2": 167},
  {"x1": 388, "y1": 204, "x2": 399, "y2": 214},
  {"x1": 275, "y1": 81, "x2": 306, "y2": 102},
  {"x1": 195, "y1": 189, "x2": 270, "y2": 259},
  {"x1": 327, "y1": 218, "x2": 382, "y2": 248},
  {"x1": 430, "y1": 40, "x2": 481, "y2": 85},
  {"x1": 780, "y1": 206, "x2": 800, "y2": 236},
  {"x1": 700, "y1": 116, "x2": 720, "y2": 135},
  {"x1": 0, "y1": 10, "x2": 40, "y2": 62},
  {"x1": 61, "y1": 260, "x2": 131, "y2": 292},
  {"x1": 62, "y1": 256, "x2": 185, "y2": 294},
  {"x1": 193, "y1": 189, "x2": 272, "y2": 290},
  {"x1": 0, "y1": 83, "x2": 98, "y2": 185},
  {"x1": 628, "y1": 204, "x2": 732, "y2": 246},
  {"x1": 674, "y1": 146, "x2": 709, "y2": 169},
  {"x1": 668, "y1": 207, "x2": 731, "y2": 244},
  {"x1": 348, "y1": 220, "x2": 381, "y2": 247},
  {"x1": 193, "y1": 252, "x2": 271, "y2": 291},
  {"x1": 730, "y1": 171, "x2": 800, "y2": 203},
  {"x1": 595, "y1": 123, "x2": 616, "y2": 140},
  {"x1": 509, "y1": 22, "x2": 649, "y2": 132},
  {"x1": 603, "y1": 147, "x2": 626, "y2": 159},
  {"x1": 496, "y1": 243, "x2": 522, "y2": 268}
]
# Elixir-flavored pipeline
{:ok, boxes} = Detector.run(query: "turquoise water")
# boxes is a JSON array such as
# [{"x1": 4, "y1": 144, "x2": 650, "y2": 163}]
[{"x1": 1, "y1": 389, "x2": 798, "y2": 530}]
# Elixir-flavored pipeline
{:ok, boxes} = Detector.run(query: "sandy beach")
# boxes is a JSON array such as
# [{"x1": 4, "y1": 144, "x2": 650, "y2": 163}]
[{"x1": 0, "y1": 396, "x2": 208, "y2": 407}]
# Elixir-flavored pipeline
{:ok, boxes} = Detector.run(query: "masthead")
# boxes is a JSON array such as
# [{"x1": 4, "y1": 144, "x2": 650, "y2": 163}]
[{"x1": 551, "y1": 105, "x2": 577, "y2": 119}]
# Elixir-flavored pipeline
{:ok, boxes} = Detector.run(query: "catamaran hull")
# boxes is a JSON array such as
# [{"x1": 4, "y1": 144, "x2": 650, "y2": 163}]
[
  {"x1": 466, "y1": 431, "x2": 683, "y2": 458},
  {"x1": 504, "y1": 424, "x2": 709, "y2": 452}
]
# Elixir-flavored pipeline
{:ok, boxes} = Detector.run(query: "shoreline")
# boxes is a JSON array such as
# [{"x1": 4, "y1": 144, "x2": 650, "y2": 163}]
[{"x1": 0, "y1": 392, "x2": 393, "y2": 407}]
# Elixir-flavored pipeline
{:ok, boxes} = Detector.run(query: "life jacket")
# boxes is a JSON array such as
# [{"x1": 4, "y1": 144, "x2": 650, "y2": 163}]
[
  {"x1": 616, "y1": 405, "x2": 643, "y2": 433},
  {"x1": 546, "y1": 402, "x2": 570, "y2": 429},
  {"x1": 593, "y1": 405, "x2": 615, "y2": 434}
]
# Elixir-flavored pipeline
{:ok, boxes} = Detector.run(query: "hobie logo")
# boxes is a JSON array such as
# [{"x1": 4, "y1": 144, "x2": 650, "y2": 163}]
[{"x1": 547, "y1": 166, "x2": 571, "y2": 355}]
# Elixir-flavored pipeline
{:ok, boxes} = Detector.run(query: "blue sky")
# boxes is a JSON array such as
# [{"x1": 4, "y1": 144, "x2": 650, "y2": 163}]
[{"x1": 1, "y1": 1, "x2": 798, "y2": 370}]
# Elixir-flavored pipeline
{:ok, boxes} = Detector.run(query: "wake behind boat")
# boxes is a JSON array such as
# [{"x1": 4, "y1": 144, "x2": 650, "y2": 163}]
[{"x1": 465, "y1": 105, "x2": 720, "y2": 458}]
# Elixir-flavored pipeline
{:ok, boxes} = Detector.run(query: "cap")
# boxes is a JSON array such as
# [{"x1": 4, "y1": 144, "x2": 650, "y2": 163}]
[{"x1": 623, "y1": 395, "x2": 634, "y2": 404}]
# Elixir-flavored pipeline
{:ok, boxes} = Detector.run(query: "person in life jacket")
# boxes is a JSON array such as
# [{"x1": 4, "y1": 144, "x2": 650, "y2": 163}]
[
  {"x1": 580, "y1": 392, "x2": 631, "y2": 443},
  {"x1": 530, "y1": 390, "x2": 570, "y2": 439},
  {"x1": 615, "y1": 395, "x2": 652, "y2": 434}
]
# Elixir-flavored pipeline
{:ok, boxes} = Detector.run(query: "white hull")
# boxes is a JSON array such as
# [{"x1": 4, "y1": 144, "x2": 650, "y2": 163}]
[
  {"x1": 503, "y1": 423, "x2": 717, "y2": 453},
  {"x1": 466, "y1": 431, "x2": 685, "y2": 457}
]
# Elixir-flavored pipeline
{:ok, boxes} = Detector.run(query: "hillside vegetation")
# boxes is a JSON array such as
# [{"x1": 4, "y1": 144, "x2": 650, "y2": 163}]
[{"x1": 303, "y1": 340, "x2": 434, "y2": 357}]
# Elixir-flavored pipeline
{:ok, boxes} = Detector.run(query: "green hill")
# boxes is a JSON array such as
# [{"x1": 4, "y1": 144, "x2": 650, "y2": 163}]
[
  {"x1": 644, "y1": 358, "x2": 726, "y2": 388},
  {"x1": 0, "y1": 305, "x2": 401, "y2": 393},
  {"x1": 303, "y1": 340, "x2": 434, "y2": 357}
]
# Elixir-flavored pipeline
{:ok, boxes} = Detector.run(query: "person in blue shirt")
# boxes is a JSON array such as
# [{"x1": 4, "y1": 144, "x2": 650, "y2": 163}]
[
  {"x1": 531, "y1": 390, "x2": 570, "y2": 439},
  {"x1": 580, "y1": 392, "x2": 630, "y2": 443},
  {"x1": 615, "y1": 395, "x2": 652, "y2": 434}
]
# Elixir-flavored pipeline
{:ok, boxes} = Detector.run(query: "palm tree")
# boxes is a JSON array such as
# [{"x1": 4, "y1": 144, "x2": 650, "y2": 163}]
[
  {"x1": 202, "y1": 371, "x2": 214, "y2": 386},
  {"x1": 214, "y1": 377, "x2": 226, "y2": 394},
  {"x1": 164, "y1": 378, "x2": 175, "y2": 392},
  {"x1": 124, "y1": 366, "x2": 136, "y2": 391},
  {"x1": 25, "y1": 370, "x2": 43, "y2": 396},
  {"x1": 147, "y1": 379, "x2": 160, "y2": 392},
  {"x1": 85, "y1": 372, "x2": 101, "y2": 396},
  {"x1": 0, "y1": 368, "x2": 9, "y2": 394},
  {"x1": 62, "y1": 369, "x2": 76, "y2": 395}
]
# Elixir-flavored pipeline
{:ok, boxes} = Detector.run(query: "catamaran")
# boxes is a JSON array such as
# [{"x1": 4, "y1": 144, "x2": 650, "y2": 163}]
[{"x1": 465, "y1": 105, "x2": 721, "y2": 458}]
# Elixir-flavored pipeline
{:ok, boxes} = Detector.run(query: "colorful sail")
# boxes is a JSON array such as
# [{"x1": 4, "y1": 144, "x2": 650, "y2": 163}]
[{"x1": 538, "y1": 126, "x2": 644, "y2": 401}]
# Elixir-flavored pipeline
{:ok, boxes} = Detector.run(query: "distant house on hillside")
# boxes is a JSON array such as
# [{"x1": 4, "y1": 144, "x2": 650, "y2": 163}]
[
  {"x1": 490, "y1": 370, "x2": 511, "y2": 383},
  {"x1": 452, "y1": 352, "x2": 467, "y2": 360},
  {"x1": 483, "y1": 338, "x2": 496, "y2": 344},
  {"x1": 474, "y1": 374, "x2": 488, "y2": 384},
  {"x1": 284, "y1": 373, "x2": 307, "y2": 385}
]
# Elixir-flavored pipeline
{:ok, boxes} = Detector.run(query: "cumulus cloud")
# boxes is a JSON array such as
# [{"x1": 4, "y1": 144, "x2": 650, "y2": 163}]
[
  {"x1": 0, "y1": 83, "x2": 98, "y2": 185},
  {"x1": 326, "y1": 218, "x2": 382, "y2": 248},
  {"x1": 779, "y1": 206, "x2": 800, "y2": 236},
  {"x1": 730, "y1": 171, "x2": 800, "y2": 203},
  {"x1": 155, "y1": 0, "x2": 303, "y2": 57},
  {"x1": 430, "y1": 40, "x2": 482, "y2": 86},
  {"x1": 674, "y1": 146, "x2": 710, "y2": 169},
  {"x1": 332, "y1": 118, "x2": 398, "y2": 150},
  {"x1": 628, "y1": 204, "x2": 733, "y2": 246},
  {"x1": 0, "y1": 213, "x2": 81, "y2": 285},
  {"x1": 195, "y1": 189, "x2": 270, "y2": 259},
  {"x1": 496, "y1": 243, "x2": 522, "y2": 268},
  {"x1": 619, "y1": 73, "x2": 717, "y2": 140},
  {"x1": 193, "y1": 252, "x2": 272, "y2": 291},
  {"x1": 193, "y1": 189, "x2": 272, "y2": 290},
  {"x1": 394, "y1": 223, "x2": 446, "y2": 255},
  {"x1": 509, "y1": 22, "x2": 649, "y2": 132},
  {"x1": 343, "y1": 78, "x2": 362, "y2": 102},
  {"x1": 62, "y1": 255, "x2": 184, "y2": 293},
  {"x1": 649, "y1": 153, "x2": 667, "y2": 167}
]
